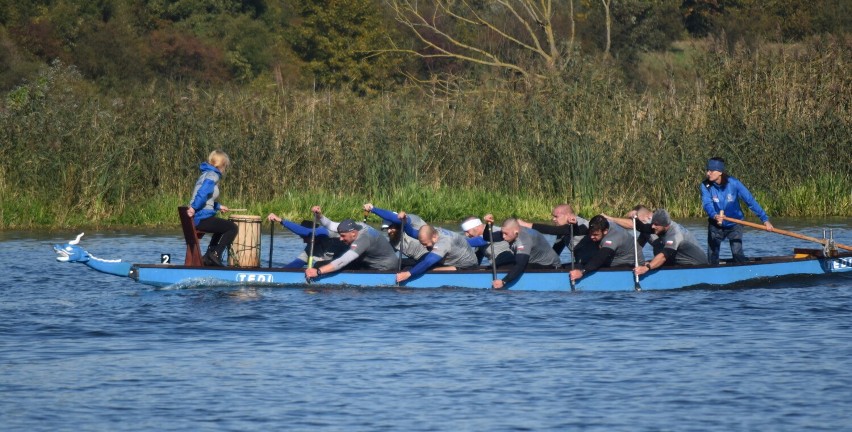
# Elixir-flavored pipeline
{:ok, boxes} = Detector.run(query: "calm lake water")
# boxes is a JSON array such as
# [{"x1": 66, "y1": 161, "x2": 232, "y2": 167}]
[{"x1": 2, "y1": 219, "x2": 851, "y2": 431}]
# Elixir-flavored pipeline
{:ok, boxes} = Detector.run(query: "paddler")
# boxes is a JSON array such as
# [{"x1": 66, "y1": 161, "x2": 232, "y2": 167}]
[
  {"x1": 265, "y1": 214, "x2": 347, "y2": 268},
  {"x1": 304, "y1": 206, "x2": 398, "y2": 279},
  {"x1": 633, "y1": 209, "x2": 709, "y2": 278}
]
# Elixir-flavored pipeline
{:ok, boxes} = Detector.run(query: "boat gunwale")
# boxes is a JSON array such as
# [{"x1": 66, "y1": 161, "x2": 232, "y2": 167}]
[{"x1": 129, "y1": 252, "x2": 852, "y2": 274}]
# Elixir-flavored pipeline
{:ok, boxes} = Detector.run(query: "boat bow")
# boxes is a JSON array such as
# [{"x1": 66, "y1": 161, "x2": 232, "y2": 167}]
[{"x1": 54, "y1": 233, "x2": 133, "y2": 278}]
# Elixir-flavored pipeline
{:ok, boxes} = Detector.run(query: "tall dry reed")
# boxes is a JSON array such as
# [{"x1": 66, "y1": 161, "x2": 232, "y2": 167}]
[{"x1": 1, "y1": 36, "x2": 849, "y2": 228}]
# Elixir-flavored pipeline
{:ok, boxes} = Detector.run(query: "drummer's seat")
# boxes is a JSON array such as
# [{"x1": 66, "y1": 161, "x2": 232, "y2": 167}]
[{"x1": 178, "y1": 206, "x2": 207, "y2": 266}]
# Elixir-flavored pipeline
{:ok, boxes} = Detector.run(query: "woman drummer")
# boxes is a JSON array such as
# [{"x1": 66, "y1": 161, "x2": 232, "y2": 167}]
[{"x1": 186, "y1": 150, "x2": 238, "y2": 266}]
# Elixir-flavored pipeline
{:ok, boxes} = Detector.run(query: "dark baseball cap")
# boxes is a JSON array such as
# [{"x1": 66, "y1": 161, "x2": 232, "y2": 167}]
[{"x1": 337, "y1": 219, "x2": 362, "y2": 233}]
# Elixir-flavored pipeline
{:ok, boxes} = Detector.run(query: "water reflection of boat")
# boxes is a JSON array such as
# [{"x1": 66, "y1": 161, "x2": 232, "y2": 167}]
[{"x1": 54, "y1": 233, "x2": 852, "y2": 291}]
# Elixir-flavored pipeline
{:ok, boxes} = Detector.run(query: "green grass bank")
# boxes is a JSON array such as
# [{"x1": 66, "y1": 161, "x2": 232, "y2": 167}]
[{"x1": 1, "y1": 37, "x2": 850, "y2": 229}]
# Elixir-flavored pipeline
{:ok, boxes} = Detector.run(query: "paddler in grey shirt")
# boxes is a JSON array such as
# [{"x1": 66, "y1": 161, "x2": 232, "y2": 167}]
[
  {"x1": 384, "y1": 221, "x2": 429, "y2": 264},
  {"x1": 395, "y1": 213, "x2": 479, "y2": 284},
  {"x1": 363, "y1": 203, "x2": 429, "y2": 262},
  {"x1": 304, "y1": 206, "x2": 398, "y2": 280},
  {"x1": 634, "y1": 209, "x2": 709, "y2": 279},
  {"x1": 569, "y1": 215, "x2": 645, "y2": 282},
  {"x1": 460, "y1": 216, "x2": 514, "y2": 267},
  {"x1": 485, "y1": 215, "x2": 562, "y2": 289},
  {"x1": 518, "y1": 203, "x2": 593, "y2": 263}
]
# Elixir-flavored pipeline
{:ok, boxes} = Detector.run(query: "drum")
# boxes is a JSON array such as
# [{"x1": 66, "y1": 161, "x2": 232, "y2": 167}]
[{"x1": 228, "y1": 215, "x2": 262, "y2": 267}]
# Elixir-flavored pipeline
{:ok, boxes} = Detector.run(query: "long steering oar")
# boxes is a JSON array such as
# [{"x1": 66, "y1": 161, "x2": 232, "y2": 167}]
[
  {"x1": 488, "y1": 222, "x2": 497, "y2": 282},
  {"x1": 632, "y1": 216, "x2": 641, "y2": 291},
  {"x1": 268, "y1": 219, "x2": 274, "y2": 268},
  {"x1": 306, "y1": 213, "x2": 318, "y2": 284},
  {"x1": 721, "y1": 216, "x2": 852, "y2": 252}
]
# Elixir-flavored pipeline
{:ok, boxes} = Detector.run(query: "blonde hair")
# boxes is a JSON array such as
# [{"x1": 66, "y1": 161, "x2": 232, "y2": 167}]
[{"x1": 207, "y1": 150, "x2": 231, "y2": 170}]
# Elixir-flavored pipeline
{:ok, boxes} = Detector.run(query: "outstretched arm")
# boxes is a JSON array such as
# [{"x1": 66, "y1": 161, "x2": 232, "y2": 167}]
[
  {"x1": 370, "y1": 206, "x2": 403, "y2": 224},
  {"x1": 281, "y1": 219, "x2": 330, "y2": 237},
  {"x1": 496, "y1": 254, "x2": 530, "y2": 287},
  {"x1": 531, "y1": 223, "x2": 588, "y2": 236},
  {"x1": 735, "y1": 182, "x2": 770, "y2": 223},
  {"x1": 407, "y1": 252, "x2": 443, "y2": 277},
  {"x1": 605, "y1": 216, "x2": 653, "y2": 233}
]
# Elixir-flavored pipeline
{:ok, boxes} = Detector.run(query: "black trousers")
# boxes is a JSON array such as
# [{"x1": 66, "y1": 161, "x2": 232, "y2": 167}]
[{"x1": 196, "y1": 216, "x2": 238, "y2": 256}]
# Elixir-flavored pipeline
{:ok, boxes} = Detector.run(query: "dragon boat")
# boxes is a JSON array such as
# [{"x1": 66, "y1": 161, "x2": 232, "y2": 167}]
[{"x1": 53, "y1": 233, "x2": 852, "y2": 291}]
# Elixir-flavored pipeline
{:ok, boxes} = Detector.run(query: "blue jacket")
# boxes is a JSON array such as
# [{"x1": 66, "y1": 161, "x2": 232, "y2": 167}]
[
  {"x1": 188, "y1": 162, "x2": 222, "y2": 225},
  {"x1": 700, "y1": 175, "x2": 769, "y2": 228}
]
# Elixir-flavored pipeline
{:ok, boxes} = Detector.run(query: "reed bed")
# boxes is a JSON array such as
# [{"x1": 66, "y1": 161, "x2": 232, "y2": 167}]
[{"x1": 1, "y1": 36, "x2": 849, "y2": 229}]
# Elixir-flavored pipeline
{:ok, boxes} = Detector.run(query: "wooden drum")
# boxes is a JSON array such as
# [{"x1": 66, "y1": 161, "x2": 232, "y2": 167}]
[{"x1": 228, "y1": 214, "x2": 261, "y2": 267}]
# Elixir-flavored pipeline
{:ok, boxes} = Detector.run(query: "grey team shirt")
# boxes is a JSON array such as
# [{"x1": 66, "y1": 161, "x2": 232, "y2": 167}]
[
  {"x1": 513, "y1": 228, "x2": 562, "y2": 268},
  {"x1": 343, "y1": 226, "x2": 399, "y2": 270},
  {"x1": 599, "y1": 224, "x2": 644, "y2": 267},
  {"x1": 483, "y1": 227, "x2": 511, "y2": 260},
  {"x1": 392, "y1": 213, "x2": 429, "y2": 260},
  {"x1": 394, "y1": 234, "x2": 429, "y2": 260},
  {"x1": 429, "y1": 228, "x2": 478, "y2": 269},
  {"x1": 572, "y1": 216, "x2": 590, "y2": 249},
  {"x1": 651, "y1": 222, "x2": 708, "y2": 266},
  {"x1": 320, "y1": 214, "x2": 398, "y2": 271}
]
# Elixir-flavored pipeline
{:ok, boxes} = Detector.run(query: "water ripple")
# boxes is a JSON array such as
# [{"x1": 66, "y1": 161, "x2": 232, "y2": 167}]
[{"x1": 2, "y1": 227, "x2": 851, "y2": 431}]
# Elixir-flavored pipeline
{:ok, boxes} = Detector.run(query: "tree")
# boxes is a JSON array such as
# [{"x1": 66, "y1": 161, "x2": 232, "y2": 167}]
[
  {"x1": 681, "y1": 0, "x2": 722, "y2": 37},
  {"x1": 387, "y1": 0, "x2": 566, "y2": 81},
  {"x1": 601, "y1": 0, "x2": 612, "y2": 56},
  {"x1": 289, "y1": 0, "x2": 400, "y2": 93}
]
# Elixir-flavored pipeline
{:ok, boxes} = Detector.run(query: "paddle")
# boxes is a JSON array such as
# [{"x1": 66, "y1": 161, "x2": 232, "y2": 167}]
[
  {"x1": 568, "y1": 225, "x2": 576, "y2": 292},
  {"x1": 396, "y1": 214, "x2": 405, "y2": 287},
  {"x1": 488, "y1": 222, "x2": 497, "y2": 282},
  {"x1": 268, "y1": 220, "x2": 274, "y2": 268},
  {"x1": 632, "y1": 216, "x2": 641, "y2": 291},
  {"x1": 227, "y1": 208, "x2": 248, "y2": 212},
  {"x1": 721, "y1": 216, "x2": 852, "y2": 252},
  {"x1": 306, "y1": 212, "x2": 318, "y2": 284}
]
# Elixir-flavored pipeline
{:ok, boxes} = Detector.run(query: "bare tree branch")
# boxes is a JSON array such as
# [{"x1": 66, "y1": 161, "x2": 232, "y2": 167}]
[
  {"x1": 387, "y1": 0, "x2": 567, "y2": 82},
  {"x1": 392, "y1": 0, "x2": 526, "y2": 75}
]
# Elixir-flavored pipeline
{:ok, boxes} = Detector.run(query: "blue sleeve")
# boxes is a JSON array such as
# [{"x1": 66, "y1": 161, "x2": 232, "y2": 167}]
[
  {"x1": 408, "y1": 252, "x2": 443, "y2": 277},
  {"x1": 282, "y1": 220, "x2": 329, "y2": 237},
  {"x1": 283, "y1": 258, "x2": 307, "y2": 269},
  {"x1": 700, "y1": 183, "x2": 717, "y2": 217},
  {"x1": 468, "y1": 237, "x2": 488, "y2": 247},
  {"x1": 735, "y1": 180, "x2": 769, "y2": 222},
  {"x1": 190, "y1": 179, "x2": 216, "y2": 210},
  {"x1": 371, "y1": 207, "x2": 402, "y2": 224},
  {"x1": 402, "y1": 218, "x2": 418, "y2": 238}
]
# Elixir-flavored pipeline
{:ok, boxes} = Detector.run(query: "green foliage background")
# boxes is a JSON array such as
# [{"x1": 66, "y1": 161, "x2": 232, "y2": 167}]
[{"x1": 0, "y1": 1, "x2": 849, "y2": 228}]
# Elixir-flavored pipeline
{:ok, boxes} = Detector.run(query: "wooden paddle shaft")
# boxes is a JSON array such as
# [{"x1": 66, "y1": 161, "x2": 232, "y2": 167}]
[{"x1": 722, "y1": 216, "x2": 852, "y2": 252}]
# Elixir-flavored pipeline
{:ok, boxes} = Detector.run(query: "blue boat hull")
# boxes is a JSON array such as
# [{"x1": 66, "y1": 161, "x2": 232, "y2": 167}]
[{"x1": 128, "y1": 254, "x2": 852, "y2": 291}]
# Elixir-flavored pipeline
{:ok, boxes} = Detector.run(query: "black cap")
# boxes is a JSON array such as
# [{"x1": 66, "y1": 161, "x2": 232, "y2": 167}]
[{"x1": 337, "y1": 219, "x2": 362, "y2": 233}]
